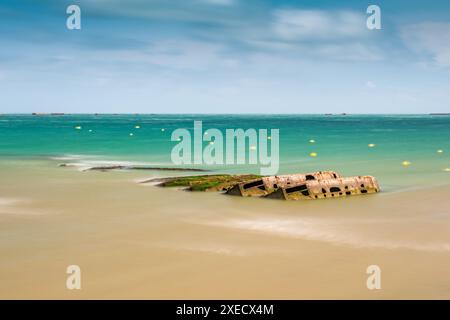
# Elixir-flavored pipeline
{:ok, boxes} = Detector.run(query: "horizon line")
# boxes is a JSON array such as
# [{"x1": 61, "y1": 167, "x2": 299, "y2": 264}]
[{"x1": 1, "y1": 113, "x2": 449, "y2": 116}]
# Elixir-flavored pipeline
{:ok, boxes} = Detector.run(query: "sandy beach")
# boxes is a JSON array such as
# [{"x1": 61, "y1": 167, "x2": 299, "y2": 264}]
[{"x1": 1, "y1": 158, "x2": 449, "y2": 299}]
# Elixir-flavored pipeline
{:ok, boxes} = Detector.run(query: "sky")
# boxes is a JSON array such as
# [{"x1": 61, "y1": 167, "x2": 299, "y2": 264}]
[{"x1": 0, "y1": 0, "x2": 450, "y2": 113}]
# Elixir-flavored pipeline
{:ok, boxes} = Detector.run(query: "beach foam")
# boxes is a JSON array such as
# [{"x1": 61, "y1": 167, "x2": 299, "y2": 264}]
[
  {"x1": 0, "y1": 197, "x2": 22, "y2": 206},
  {"x1": 0, "y1": 197, "x2": 42, "y2": 215},
  {"x1": 54, "y1": 155, "x2": 165, "y2": 171},
  {"x1": 207, "y1": 217, "x2": 450, "y2": 253},
  {"x1": 49, "y1": 154, "x2": 100, "y2": 161}
]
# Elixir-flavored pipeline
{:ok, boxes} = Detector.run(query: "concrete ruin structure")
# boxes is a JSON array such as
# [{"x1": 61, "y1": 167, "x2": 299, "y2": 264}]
[
  {"x1": 264, "y1": 175, "x2": 380, "y2": 200},
  {"x1": 144, "y1": 170, "x2": 380, "y2": 201},
  {"x1": 225, "y1": 171, "x2": 341, "y2": 197}
]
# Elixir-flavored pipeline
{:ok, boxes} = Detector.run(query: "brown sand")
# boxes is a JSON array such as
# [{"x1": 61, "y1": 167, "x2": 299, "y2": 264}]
[{"x1": 0, "y1": 160, "x2": 449, "y2": 299}]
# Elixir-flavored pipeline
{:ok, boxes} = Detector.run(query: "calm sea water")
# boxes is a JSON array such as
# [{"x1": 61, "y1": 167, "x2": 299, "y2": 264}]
[{"x1": 0, "y1": 114, "x2": 449, "y2": 190}]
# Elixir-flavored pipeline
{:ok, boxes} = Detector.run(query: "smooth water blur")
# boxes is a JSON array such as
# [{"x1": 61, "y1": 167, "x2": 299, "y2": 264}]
[
  {"x1": 0, "y1": 114, "x2": 449, "y2": 190},
  {"x1": 1, "y1": 114, "x2": 450, "y2": 299}
]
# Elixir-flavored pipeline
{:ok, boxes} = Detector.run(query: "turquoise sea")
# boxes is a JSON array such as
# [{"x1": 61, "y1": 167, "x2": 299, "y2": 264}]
[{"x1": 0, "y1": 114, "x2": 449, "y2": 191}]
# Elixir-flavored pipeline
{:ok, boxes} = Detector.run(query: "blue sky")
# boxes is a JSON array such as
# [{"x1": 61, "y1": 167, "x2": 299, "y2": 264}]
[{"x1": 1, "y1": 0, "x2": 450, "y2": 113}]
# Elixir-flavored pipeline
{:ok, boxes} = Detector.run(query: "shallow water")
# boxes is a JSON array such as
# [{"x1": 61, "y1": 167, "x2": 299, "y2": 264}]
[
  {"x1": 1, "y1": 114, "x2": 449, "y2": 188},
  {"x1": 0, "y1": 115, "x2": 449, "y2": 298},
  {"x1": 0, "y1": 158, "x2": 449, "y2": 299}
]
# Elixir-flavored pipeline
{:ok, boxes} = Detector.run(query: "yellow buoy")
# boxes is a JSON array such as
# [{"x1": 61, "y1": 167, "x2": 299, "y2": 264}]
[
  {"x1": 437, "y1": 149, "x2": 444, "y2": 154},
  {"x1": 368, "y1": 143, "x2": 376, "y2": 148},
  {"x1": 129, "y1": 133, "x2": 134, "y2": 136},
  {"x1": 268, "y1": 136, "x2": 271, "y2": 140},
  {"x1": 402, "y1": 160, "x2": 411, "y2": 167},
  {"x1": 443, "y1": 168, "x2": 450, "y2": 172},
  {"x1": 135, "y1": 125, "x2": 141, "y2": 129},
  {"x1": 310, "y1": 152, "x2": 318, "y2": 157},
  {"x1": 309, "y1": 139, "x2": 315, "y2": 144},
  {"x1": 74, "y1": 126, "x2": 82, "y2": 130},
  {"x1": 161, "y1": 128, "x2": 165, "y2": 132}
]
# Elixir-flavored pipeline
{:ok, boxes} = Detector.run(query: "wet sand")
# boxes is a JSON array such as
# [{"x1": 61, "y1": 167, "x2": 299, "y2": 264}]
[{"x1": 0, "y1": 159, "x2": 450, "y2": 299}]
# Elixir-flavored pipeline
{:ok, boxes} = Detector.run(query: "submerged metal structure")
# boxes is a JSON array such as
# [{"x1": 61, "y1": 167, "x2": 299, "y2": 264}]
[
  {"x1": 144, "y1": 169, "x2": 380, "y2": 201},
  {"x1": 264, "y1": 175, "x2": 380, "y2": 200},
  {"x1": 225, "y1": 171, "x2": 341, "y2": 197}
]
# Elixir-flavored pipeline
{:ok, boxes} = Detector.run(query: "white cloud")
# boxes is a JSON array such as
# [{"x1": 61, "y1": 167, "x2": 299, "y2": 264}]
[
  {"x1": 365, "y1": 81, "x2": 376, "y2": 89},
  {"x1": 143, "y1": 40, "x2": 240, "y2": 70},
  {"x1": 259, "y1": 9, "x2": 382, "y2": 62},
  {"x1": 400, "y1": 22, "x2": 450, "y2": 67},
  {"x1": 198, "y1": 0, "x2": 235, "y2": 5},
  {"x1": 66, "y1": 40, "x2": 241, "y2": 73},
  {"x1": 315, "y1": 43, "x2": 382, "y2": 61},
  {"x1": 272, "y1": 9, "x2": 367, "y2": 40}
]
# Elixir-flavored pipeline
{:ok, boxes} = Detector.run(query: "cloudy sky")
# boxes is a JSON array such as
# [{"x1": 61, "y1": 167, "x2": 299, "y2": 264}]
[{"x1": 1, "y1": 0, "x2": 450, "y2": 113}]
